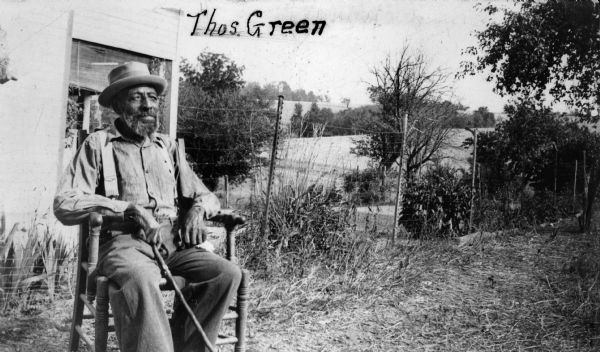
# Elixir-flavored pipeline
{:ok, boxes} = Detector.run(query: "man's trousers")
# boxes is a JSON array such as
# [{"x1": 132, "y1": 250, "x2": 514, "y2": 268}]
[{"x1": 98, "y1": 234, "x2": 242, "y2": 352}]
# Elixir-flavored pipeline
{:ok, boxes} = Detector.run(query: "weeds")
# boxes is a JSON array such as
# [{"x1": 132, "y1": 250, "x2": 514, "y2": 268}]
[
  {"x1": 240, "y1": 181, "x2": 377, "y2": 280},
  {"x1": 0, "y1": 210, "x2": 76, "y2": 313},
  {"x1": 401, "y1": 165, "x2": 471, "y2": 238},
  {"x1": 562, "y1": 232, "x2": 600, "y2": 330},
  {"x1": 239, "y1": 134, "x2": 380, "y2": 280},
  {"x1": 343, "y1": 167, "x2": 394, "y2": 205}
]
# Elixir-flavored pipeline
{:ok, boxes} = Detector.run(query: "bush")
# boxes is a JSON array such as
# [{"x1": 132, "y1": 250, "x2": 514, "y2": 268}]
[
  {"x1": 521, "y1": 190, "x2": 574, "y2": 224},
  {"x1": 472, "y1": 186, "x2": 576, "y2": 231},
  {"x1": 400, "y1": 165, "x2": 471, "y2": 238},
  {"x1": 343, "y1": 168, "x2": 385, "y2": 205}
]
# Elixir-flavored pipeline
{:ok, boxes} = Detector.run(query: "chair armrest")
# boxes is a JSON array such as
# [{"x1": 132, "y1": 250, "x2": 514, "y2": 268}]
[
  {"x1": 207, "y1": 210, "x2": 246, "y2": 262},
  {"x1": 208, "y1": 210, "x2": 246, "y2": 232}
]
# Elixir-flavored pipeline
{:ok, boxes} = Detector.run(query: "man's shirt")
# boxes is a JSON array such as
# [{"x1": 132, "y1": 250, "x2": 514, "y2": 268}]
[{"x1": 54, "y1": 119, "x2": 220, "y2": 226}]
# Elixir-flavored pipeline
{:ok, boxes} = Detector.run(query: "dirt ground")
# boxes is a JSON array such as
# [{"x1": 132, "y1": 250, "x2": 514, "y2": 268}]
[{"x1": 1, "y1": 224, "x2": 599, "y2": 352}]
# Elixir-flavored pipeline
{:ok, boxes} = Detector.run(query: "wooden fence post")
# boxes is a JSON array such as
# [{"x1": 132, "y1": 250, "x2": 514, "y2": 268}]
[
  {"x1": 583, "y1": 150, "x2": 589, "y2": 230},
  {"x1": 573, "y1": 159, "x2": 578, "y2": 214},
  {"x1": 391, "y1": 113, "x2": 408, "y2": 245},
  {"x1": 224, "y1": 175, "x2": 229, "y2": 208},
  {"x1": 468, "y1": 128, "x2": 478, "y2": 231},
  {"x1": 261, "y1": 96, "x2": 284, "y2": 237}
]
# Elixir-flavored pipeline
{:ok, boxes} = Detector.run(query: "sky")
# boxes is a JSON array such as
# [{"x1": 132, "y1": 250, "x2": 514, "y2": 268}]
[{"x1": 173, "y1": 0, "x2": 510, "y2": 112}]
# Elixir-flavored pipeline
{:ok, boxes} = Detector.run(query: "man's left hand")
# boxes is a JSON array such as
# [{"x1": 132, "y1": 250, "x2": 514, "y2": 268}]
[{"x1": 182, "y1": 206, "x2": 207, "y2": 248}]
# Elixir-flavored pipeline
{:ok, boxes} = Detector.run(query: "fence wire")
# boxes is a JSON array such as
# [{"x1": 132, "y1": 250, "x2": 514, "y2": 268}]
[{"x1": 3, "y1": 104, "x2": 585, "y2": 313}]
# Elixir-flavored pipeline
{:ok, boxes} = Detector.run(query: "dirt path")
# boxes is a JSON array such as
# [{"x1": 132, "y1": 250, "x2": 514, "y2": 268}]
[{"x1": 1, "y1": 229, "x2": 598, "y2": 351}]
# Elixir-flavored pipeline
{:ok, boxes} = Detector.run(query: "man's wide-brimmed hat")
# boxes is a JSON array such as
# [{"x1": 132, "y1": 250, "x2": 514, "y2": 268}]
[{"x1": 98, "y1": 61, "x2": 167, "y2": 107}]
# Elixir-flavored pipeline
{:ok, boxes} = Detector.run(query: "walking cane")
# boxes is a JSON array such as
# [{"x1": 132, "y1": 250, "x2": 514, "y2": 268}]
[{"x1": 151, "y1": 244, "x2": 217, "y2": 352}]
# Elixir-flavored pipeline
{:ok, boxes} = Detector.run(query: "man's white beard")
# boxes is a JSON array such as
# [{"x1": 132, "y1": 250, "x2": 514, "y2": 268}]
[{"x1": 123, "y1": 111, "x2": 159, "y2": 138}]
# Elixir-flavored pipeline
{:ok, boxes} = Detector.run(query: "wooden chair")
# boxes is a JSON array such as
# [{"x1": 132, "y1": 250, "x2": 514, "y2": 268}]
[{"x1": 68, "y1": 211, "x2": 249, "y2": 352}]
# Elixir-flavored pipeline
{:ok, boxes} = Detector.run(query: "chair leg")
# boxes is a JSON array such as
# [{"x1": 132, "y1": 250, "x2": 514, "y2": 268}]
[
  {"x1": 95, "y1": 276, "x2": 110, "y2": 352},
  {"x1": 70, "y1": 241, "x2": 87, "y2": 351},
  {"x1": 235, "y1": 269, "x2": 249, "y2": 352}
]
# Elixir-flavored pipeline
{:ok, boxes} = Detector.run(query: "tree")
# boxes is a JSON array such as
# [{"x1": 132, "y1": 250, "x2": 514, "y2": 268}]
[
  {"x1": 341, "y1": 98, "x2": 351, "y2": 109},
  {"x1": 352, "y1": 47, "x2": 457, "y2": 179},
  {"x1": 303, "y1": 103, "x2": 325, "y2": 137},
  {"x1": 328, "y1": 105, "x2": 379, "y2": 136},
  {"x1": 471, "y1": 102, "x2": 600, "y2": 229},
  {"x1": 473, "y1": 103, "x2": 565, "y2": 193},
  {"x1": 316, "y1": 107, "x2": 334, "y2": 136},
  {"x1": 462, "y1": 0, "x2": 600, "y2": 229},
  {"x1": 290, "y1": 103, "x2": 305, "y2": 137},
  {"x1": 180, "y1": 53, "x2": 245, "y2": 96},
  {"x1": 178, "y1": 53, "x2": 274, "y2": 189},
  {"x1": 241, "y1": 81, "x2": 326, "y2": 102},
  {"x1": 462, "y1": 0, "x2": 600, "y2": 118},
  {"x1": 292, "y1": 103, "x2": 335, "y2": 137},
  {"x1": 446, "y1": 106, "x2": 495, "y2": 129},
  {"x1": 472, "y1": 107, "x2": 495, "y2": 127}
]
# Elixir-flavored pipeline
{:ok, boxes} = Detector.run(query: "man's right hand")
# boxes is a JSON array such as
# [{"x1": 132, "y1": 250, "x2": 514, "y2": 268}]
[{"x1": 124, "y1": 203, "x2": 161, "y2": 244}]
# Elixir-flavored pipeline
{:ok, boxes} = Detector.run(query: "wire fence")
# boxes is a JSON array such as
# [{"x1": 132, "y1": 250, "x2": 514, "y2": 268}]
[
  {"x1": 1, "y1": 102, "x2": 584, "y2": 313},
  {"x1": 3, "y1": 108, "x2": 393, "y2": 312}
]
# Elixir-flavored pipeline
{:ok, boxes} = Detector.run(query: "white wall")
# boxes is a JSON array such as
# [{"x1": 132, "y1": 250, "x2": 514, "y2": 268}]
[
  {"x1": 71, "y1": 4, "x2": 179, "y2": 61},
  {"x1": 0, "y1": 7, "x2": 73, "y2": 227}
]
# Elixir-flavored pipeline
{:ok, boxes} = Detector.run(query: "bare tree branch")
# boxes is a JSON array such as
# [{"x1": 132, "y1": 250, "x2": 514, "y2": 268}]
[{"x1": 354, "y1": 46, "x2": 457, "y2": 178}]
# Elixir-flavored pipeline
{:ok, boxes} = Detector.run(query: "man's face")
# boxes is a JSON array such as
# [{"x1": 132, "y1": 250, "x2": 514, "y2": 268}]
[{"x1": 120, "y1": 85, "x2": 159, "y2": 138}]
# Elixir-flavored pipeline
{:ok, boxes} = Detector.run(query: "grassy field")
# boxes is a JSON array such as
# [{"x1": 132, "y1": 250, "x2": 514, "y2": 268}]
[
  {"x1": 220, "y1": 129, "x2": 486, "y2": 213},
  {"x1": 279, "y1": 135, "x2": 372, "y2": 172},
  {"x1": 277, "y1": 129, "x2": 493, "y2": 174},
  {"x1": 1, "y1": 220, "x2": 598, "y2": 351},
  {"x1": 246, "y1": 226, "x2": 600, "y2": 351}
]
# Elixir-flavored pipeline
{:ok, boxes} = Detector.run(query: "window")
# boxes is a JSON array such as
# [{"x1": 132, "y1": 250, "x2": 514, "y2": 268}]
[{"x1": 68, "y1": 39, "x2": 172, "y2": 132}]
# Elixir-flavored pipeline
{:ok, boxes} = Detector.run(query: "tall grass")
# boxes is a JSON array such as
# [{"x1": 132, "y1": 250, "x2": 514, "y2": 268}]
[
  {"x1": 238, "y1": 134, "x2": 379, "y2": 280},
  {"x1": 564, "y1": 232, "x2": 600, "y2": 329},
  {"x1": 0, "y1": 209, "x2": 75, "y2": 312}
]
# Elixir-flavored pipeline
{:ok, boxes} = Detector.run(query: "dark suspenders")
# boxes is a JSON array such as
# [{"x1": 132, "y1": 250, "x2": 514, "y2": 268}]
[{"x1": 97, "y1": 131, "x2": 177, "y2": 200}]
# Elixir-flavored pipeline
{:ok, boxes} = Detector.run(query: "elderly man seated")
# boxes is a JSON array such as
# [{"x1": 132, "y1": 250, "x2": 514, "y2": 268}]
[{"x1": 54, "y1": 62, "x2": 241, "y2": 352}]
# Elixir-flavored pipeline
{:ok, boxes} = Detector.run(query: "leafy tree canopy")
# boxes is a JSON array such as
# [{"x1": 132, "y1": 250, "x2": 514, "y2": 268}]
[
  {"x1": 461, "y1": 0, "x2": 600, "y2": 230},
  {"x1": 447, "y1": 106, "x2": 496, "y2": 129},
  {"x1": 469, "y1": 102, "x2": 600, "y2": 228},
  {"x1": 180, "y1": 53, "x2": 245, "y2": 96},
  {"x1": 471, "y1": 103, "x2": 567, "y2": 192},
  {"x1": 178, "y1": 52, "x2": 274, "y2": 189},
  {"x1": 242, "y1": 81, "x2": 329, "y2": 102},
  {"x1": 327, "y1": 105, "x2": 380, "y2": 136},
  {"x1": 462, "y1": 0, "x2": 600, "y2": 119}
]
